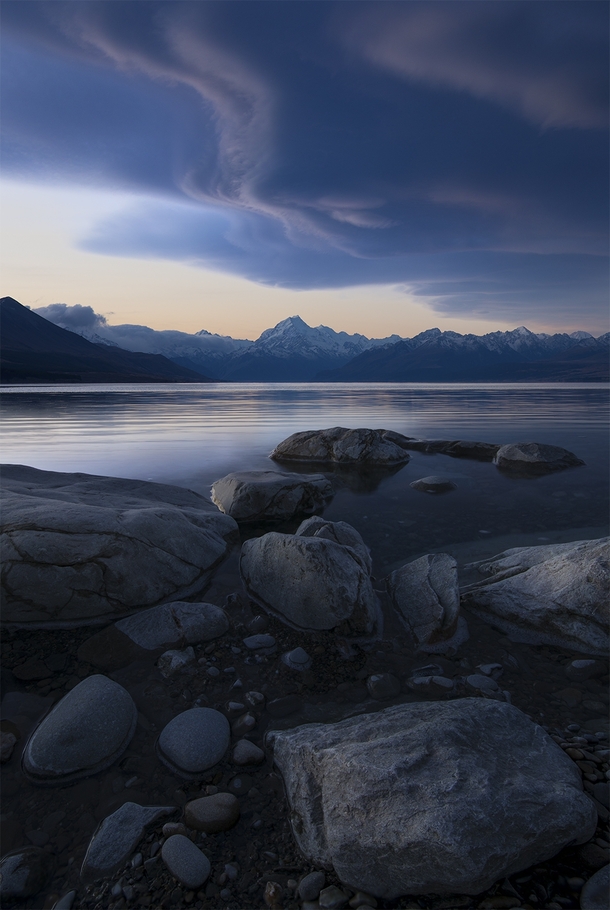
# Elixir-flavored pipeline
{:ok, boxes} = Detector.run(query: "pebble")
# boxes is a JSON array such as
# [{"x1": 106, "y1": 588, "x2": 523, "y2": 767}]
[
  {"x1": 411, "y1": 663, "x2": 444, "y2": 678},
  {"x1": 243, "y1": 633, "x2": 276, "y2": 650},
  {"x1": 52, "y1": 890, "x2": 76, "y2": 909},
  {"x1": 184, "y1": 792, "x2": 240, "y2": 833},
  {"x1": 232, "y1": 739, "x2": 265, "y2": 765},
  {"x1": 232, "y1": 712, "x2": 257, "y2": 736},
  {"x1": 157, "y1": 708, "x2": 230, "y2": 776},
  {"x1": 319, "y1": 884, "x2": 350, "y2": 909},
  {"x1": 410, "y1": 475, "x2": 457, "y2": 493},
  {"x1": 264, "y1": 880, "x2": 283, "y2": 908},
  {"x1": 299, "y1": 870, "x2": 326, "y2": 901},
  {"x1": 163, "y1": 822, "x2": 188, "y2": 838},
  {"x1": 566, "y1": 659, "x2": 607, "y2": 682},
  {"x1": 366, "y1": 673, "x2": 401, "y2": 699},
  {"x1": 467, "y1": 674, "x2": 500, "y2": 694},
  {"x1": 478, "y1": 664, "x2": 503, "y2": 679},
  {"x1": 161, "y1": 835, "x2": 211, "y2": 889},
  {"x1": 206, "y1": 666, "x2": 220, "y2": 678},
  {"x1": 349, "y1": 893, "x2": 377, "y2": 908},
  {"x1": 407, "y1": 675, "x2": 454, "y2": 694},
  {"x1": 22, "y1": 675, "x2": 137, "y2": 784},
  {"x1": 246, "y1": 690, "x2": 265, "y2": 707},
  {"x1": 267, "y1": 694, "x2": 302, "y2": 717},
  {"x1": 282, "y1": 647, "x2": 312, "y2": 670},
  {"x1": 157, "y1": 647, "x2": 196, "y2": 677}
]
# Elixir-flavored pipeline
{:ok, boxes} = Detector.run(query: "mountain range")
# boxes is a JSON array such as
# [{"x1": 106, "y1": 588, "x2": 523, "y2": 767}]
[{"x1": 3, "y1": 295, "x2": 608, "y2": 383}]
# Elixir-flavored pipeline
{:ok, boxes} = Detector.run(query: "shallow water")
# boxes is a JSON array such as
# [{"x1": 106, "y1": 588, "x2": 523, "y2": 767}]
[{"x1": 2, "y1": 382, "x2": 608, "y2": 572}]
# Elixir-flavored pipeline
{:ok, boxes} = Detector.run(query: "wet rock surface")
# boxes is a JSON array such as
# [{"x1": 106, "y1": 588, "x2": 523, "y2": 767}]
[
  {"x1": 211, "y1": 471, "x2": 334, "y2": 522},
  {"x1": 270, "y1": 427, "x2": 412, "y2": 465},
  {"x1": 410, "y1": 476, "x2": 458, "y2": 494},
  {"x1": 493, "y1": 442, "x2": 585, "y2": 474},
  {"x1": 0, "y1": 465, "x2": 238, "y2": 626},
  {"x1": 268, "y1": 700, "x2": 597, "y2": 898},
  {"x1": 462, "y1": 538, "x2": 609, "y2": 654}
]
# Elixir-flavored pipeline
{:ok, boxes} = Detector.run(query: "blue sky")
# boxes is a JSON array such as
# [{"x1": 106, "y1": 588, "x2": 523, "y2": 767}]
[{"x1": 1, "y1": 1, "x2": 608, "y2": 337}]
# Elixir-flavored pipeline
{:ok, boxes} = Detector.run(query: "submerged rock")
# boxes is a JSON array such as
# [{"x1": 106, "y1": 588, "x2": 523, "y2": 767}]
[
  {"x1": 268, "y1": 699, "x2": 596, "y2": 899},
  {"x1": 461, "y1": 538, "x2": 609, "y2": 654},
  {"x1": 410, "y1": 476, "x2": 457, "y2": 494},
  {"x1": 0, "y1": 465, "x2": 238, "y2": 626},
  {"x1": 270, "y1": 427, "x2": 411, "y2": 465},
  {"x1": 22, "y1": 675, "x2": 137, "y2": 785},
  {"x1": 115, "y1": 601, "x2": 229, "y2": 650},
  {"x1": 211, "y1": 470, "x2": 334, "y2": 522},
  {"x1": 493, "y1": 442, "x2": 584, "y2": 474},
  {"x1": 240, "y1": 530, "x2": 380, "y2": 637},
  {"x1": 385, "y1": 553, "x2": 462, "y2": 648}
]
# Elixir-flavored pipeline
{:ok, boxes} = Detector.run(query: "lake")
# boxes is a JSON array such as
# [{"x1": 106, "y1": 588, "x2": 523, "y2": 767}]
[{"x1": 2, "y1": 382, "x2": 608, "y2": 574}]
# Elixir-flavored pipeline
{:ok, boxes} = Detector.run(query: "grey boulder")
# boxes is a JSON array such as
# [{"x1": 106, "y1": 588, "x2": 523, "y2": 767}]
[
  {"x1": 385, "y1": 554, "x2": 463, "y2": 649},
  {"x1": 493, "y1": 442, "x2": 584, "y2": 474},
  {"x1": 268, "y1": 699, "x2": 596, "y2": 899},
  {"x1": 22, "y1": 675, "x2": 137, "y2": 785},
  {"x1": 211, "y1": 470, "x2": 333, "y2": 522},
  {"x1": 157, "y1": 708, "x2": 230, "y2": 778},
  {"x1": 461, "y1": 538, "x2": 609, "y2": 655},
  {"x1": 115, "y1": 601, "x2": 229, "y2": 650},
  {"x1": 270, "y1": 427, "x2": 411, "y2": 465},
  {"x1": 240, "y1": 530, "x2": 380, "y2": 637},
  {"x1": 296, "y1": 516, "x2": 373, "y2": 574},
  {"x1": 81, "y1": 802, "x2": 176, "y2": 882},
  {"x1": 1, "y1": 465, "x2": 238, "y2": 627}
]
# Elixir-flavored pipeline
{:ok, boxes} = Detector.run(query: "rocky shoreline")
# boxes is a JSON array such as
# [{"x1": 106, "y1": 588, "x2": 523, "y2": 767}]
[{"x1": 1, "y1": 429, "x2": 608, "y2": 910}]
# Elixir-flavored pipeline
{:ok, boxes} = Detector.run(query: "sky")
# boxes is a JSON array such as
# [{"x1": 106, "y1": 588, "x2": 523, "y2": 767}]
[{"x1": 1, "y1": 0, "x2": 608, "y2": 340}]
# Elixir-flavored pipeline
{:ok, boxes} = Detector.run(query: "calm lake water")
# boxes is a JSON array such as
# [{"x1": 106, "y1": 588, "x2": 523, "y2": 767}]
[{"x1": 2, "y1": 382, "x2": 608, "y2": 574}]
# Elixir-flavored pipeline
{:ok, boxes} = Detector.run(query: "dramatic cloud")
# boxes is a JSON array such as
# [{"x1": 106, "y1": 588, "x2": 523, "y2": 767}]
[
  {"x1": 2, "y1": 1, "x2": 608, "y2": 323},
  {"x1": 34, "y1": 302, "x2": 107, "y2": 329}
]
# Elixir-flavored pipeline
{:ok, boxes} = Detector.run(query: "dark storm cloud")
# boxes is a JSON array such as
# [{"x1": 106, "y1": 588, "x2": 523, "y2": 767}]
[
  {"x1": 33, "y1": 303, "x2": 107, "y2": 329},
  {"x1": 2, "y1": 1, "x2": 608, "y2": 320}
]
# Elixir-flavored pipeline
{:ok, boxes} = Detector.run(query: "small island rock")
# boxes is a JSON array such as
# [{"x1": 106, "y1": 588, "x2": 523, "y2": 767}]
[
  {"x1": 493, "y1": 442, "x2": 584, "y2": 474},
  {"x1": 410, "y1": 476, "x2": 457, "y2": 494},
  {"x1": 270, "y1": 427, "x2": 411, "y2": 465}
]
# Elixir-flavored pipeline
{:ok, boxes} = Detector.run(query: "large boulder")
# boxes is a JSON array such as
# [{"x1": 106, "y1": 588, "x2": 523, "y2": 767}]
[
  {"x1": 385, "y1": 554, "x2": 463, "y2": 649},
  {"x1": 270, "y1": 427, "x2": 411, "y2": 465},
  {"x1": 0, "y1": 465, "x2": 238, "y2": 626},
  {"x1": 493, "y1": 442, "x2": 584, "y2": 474},
  {"x1": 267, "y1": 699, "x2": 596, "y2": 899},
  {"x1": 240, "y1": 528, "x2": 380, "y2": 637},
  {"x1": 296, "y1": 516, "x2": 373, "y2": 574},
  {"x1": 211, "y1": 470, "x2": 333, "y2": 522},
  {"x1": 461, "y1": 538, "x2": 609, "y2": 655}
]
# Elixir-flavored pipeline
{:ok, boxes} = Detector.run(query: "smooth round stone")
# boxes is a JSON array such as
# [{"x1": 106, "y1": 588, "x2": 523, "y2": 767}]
[
  {"x1": 467, "y1": 674, "x2": 499, "y2": 694},
  {"x1": 22, "y1": 675, "x2": 137, "y2": 785},
  {"x1": 243, "y1": 633, "x2": 276, "y2": 651},
  {"x1": 580, "y1": 864, "x2": 609, "y2": 910},
  {"x1": 410, "y1": 476, "x2": 457, "y2": 494},
  {"x1": 299, "y1": 870, "x2": 326, "y2": 901},
  {"x1": 232, "y1": 739, "x2": 265, "y2": 765},
  {"x1": 161, "y1": 835, "x2": 211, "y2": 889},
  {"x1": 157, "y1": 708, "x2": 229, "y2": 777},
  {"x1": 282, "y1": 647, "x2": 312, "y2": 670},
  {"x1": 184, "y1": 792, "x2": 240, "y2": 833}
]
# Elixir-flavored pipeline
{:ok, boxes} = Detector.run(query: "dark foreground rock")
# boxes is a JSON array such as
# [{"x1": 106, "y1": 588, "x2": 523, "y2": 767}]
[
  {"x1": 211, "y1": 470, "x2": 334, "y2": 521},
  {"x1": 81, "y1": 803, "x2": 176, "y2": 882},
  {"x1": 22, "y1": 675, "x2": 137, "y2": 785},
  {"x1": 240, "y1": 524, "x2": 380, "y2": 637},
  {"x1": 0, "y1": 465, "x2": 238, "y2": 626},
  {"x1": 461, "y1": 538, "x2": 609, "y2": 655},
  {"x1": 0, "y1": 847, "x2": 52, "y2": 899},
  {"x1": 268, "y1": 699, "x2": 596, "y2": 899},
  {"x1": 114, "y1": 601, "x2": 229, "y2": 650},
  {"x1": 493, "y1": 441, "x2": 585, "y2": 473},
  {"x1": 270, "y1": 427, "x2": 411, "y2": 465}
]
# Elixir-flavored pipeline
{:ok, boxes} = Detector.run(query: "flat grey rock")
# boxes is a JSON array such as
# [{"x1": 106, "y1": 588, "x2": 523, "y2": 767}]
[
  {"x1": 462, "y1": 538, "x2": 609, "y2": 654},
  {"x1": 580, "y1": 864, "x2": 609, "y2": 910},
  {"x1": 22, "y1": 675, "x2": 137, "y2": 785},
  {"x1": 1, "y1": 465, "x2": 238, "y2": 627},
  {"x1": 161, "y1": 835, "x2": 211, "y2": 889},
  {"x1": 270, "y1": 427, "x2": 411, "y2": 465},
  {"x1": 268, "y1": 699, "x2": 596, "y2": 899},
  {"x1": 81, "y1": 802, "x2": 176, "y2": 881},
  {"x1": 0, "y1": 847, "x2": 52, "y2": 899},
  {"x1": 157, "y1": 708, "x2": 230, "y2": 778},
  {"x1": 115, "y1": 601, "x2": 229, "y2": 650},
  {"x1": 410, "y1": 476, "x2": 457, "y2": 493},
  {"x1": 296, "y1": 517, "x2": 373, "y2": 574},
  {"x1": 385, "y1": 553, "x2": 461, "y2": 648},
  {"x1": 211, "y1": 470, "x2": 333, "y2": 522},
  {"x1": 493, "y1": 442, "x2": 584, "y2": 474},
  {"x1": 243, "y1": 633, "x2": 276, "y2": 650},
  {"x1": 240, "y1": 530, "x2": 380, "y2": 638}
]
